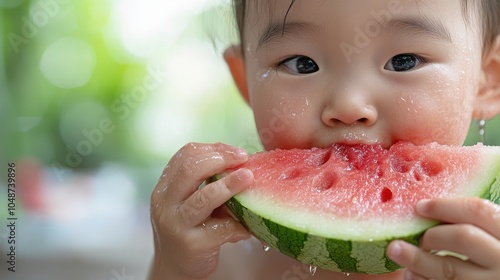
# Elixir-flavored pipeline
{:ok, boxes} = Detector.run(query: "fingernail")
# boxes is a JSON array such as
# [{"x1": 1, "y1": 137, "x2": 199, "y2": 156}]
[
  {"x1": 389, "y1": 241, "x2": 402, "y2": 258},
  {"x1": 416, "y1": 199, "x2": 430, "y2": 213},
  {"x1": 237, "y1": 168, "x2": 252, "y2": 181}
]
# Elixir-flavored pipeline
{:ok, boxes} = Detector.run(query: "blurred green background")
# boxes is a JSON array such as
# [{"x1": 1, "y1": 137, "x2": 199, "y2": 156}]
[
  {"x1": 1, "y1": 0, "x2": 257, "y2": 196},
  {"x1": 0, "y1": 0, "x2": 499, "y2": 279},
  {"x1": 0, "y1": 0, "x2": 257, "y2": 279}
]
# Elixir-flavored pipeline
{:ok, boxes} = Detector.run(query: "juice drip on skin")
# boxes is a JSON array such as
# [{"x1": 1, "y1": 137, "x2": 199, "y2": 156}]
[
  {"x1": 309, "y1": 265, "x2": 317, "y2": 276},
  {"x1": 256, "y1": 68, "x2": 273, "y2": 82},
  {"x1": 261, "y1": 242, "x2": 270, "y2": 252}
]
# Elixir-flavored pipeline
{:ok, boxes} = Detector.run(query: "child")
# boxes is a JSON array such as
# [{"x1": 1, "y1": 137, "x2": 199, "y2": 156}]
[{"x1": 149, "y1": 0, "x2": 500, "y2": 279}]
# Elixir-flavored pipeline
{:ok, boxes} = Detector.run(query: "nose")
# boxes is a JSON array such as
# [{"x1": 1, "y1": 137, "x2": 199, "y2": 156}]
[{"x1": 321, "y1": 94, "x2": 378, "y2": 127}]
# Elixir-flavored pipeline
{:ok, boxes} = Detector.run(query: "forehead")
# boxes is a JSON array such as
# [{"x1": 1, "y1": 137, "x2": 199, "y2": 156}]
[{"x1": 242, "y1": 0, "x2": 477, "y2": 50}]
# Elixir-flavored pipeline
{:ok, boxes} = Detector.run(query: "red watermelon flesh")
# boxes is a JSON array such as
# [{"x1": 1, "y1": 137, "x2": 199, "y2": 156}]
[
  {"x1": 244, "y1": 142, "x2": 480, "y2": 219},
  {"x1": 223, "y1": 142, "x2": 500, "y2": 274}
]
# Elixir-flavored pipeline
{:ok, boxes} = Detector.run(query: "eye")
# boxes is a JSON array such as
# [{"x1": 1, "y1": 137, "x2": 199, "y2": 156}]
[
  {"x1": 384, "y1": 54, "x2": 424, "y2": 72},
  {"x1": 280, "y1": 55, "x2": 319, "y2": 74}
]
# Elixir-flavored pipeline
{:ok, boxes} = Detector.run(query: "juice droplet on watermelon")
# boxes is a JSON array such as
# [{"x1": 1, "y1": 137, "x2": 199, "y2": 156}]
[
  {"x1": 309, "y1": 265, "x2": 317, "y2": 276},
  {"x1": 381, "y1": 187, "x2": 393, "y2": 202},
  {"x1": 343, "y1": 272, "x2": 351, "y2": 277}
]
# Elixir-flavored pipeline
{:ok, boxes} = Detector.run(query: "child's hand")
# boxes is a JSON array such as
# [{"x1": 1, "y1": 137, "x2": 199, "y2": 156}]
[
  {"x1": 149, "y1": 142, "x2": 254, "y2": 280},
  {"x1": 387, "y1": 197, "x2": 500, "y2": 279}
]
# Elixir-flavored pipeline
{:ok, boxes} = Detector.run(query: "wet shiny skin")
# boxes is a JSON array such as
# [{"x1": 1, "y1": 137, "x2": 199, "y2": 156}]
[
  {"x1": 240, "y1": 0, "x2": 483, "y2": 151},
  {"x1": 220, "y1": 0, "x2": 490, "y2": 278}
]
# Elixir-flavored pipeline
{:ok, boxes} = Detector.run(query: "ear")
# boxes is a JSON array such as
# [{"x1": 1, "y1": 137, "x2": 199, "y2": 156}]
[
  {"x1": 224, "y1": 45, "x2": 250, "y2": 105},
  {"x1": 474, "y1": 35, "x2": 500, "y2": 120}
]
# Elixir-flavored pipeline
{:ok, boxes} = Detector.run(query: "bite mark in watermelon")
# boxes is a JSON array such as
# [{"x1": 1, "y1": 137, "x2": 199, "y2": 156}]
[{"x1": 221, "y1": 142, "x2": 500, "y2": 274}]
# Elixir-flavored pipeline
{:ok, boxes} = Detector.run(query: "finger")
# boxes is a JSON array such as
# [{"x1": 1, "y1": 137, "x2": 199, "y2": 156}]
[
  {"x1": 178, "y1": 168, "x2": 254, "y2": 227},
  {"x1": 212, "y1": 204, "x2": 235, "y2": 219},
  {"x1": 172, "y1": 216, "x2": 251, "y2": 278},
  {"x1": 421, "y1": 224, "x2": 500, "y2": 268},
  {"x1": 388, "y1": 240, "x2": 485, "y2": 280},
  {"x1": 403, "y1": 270, "x2": 427, "y2": 280},
  {"x1": 154, "y1": 142, "x2": 248, "y2": 204},
  {"x1": 200, "y1": 217, "x2": 252, "y2": 245},
  {"x1": 417, "y1": 197, "x2": 500, "y2": 239}
]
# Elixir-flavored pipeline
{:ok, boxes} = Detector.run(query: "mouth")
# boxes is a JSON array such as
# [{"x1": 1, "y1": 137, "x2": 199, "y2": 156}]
[{"x1": 326, "y1": 132, "x2": 392, "y2": 149}]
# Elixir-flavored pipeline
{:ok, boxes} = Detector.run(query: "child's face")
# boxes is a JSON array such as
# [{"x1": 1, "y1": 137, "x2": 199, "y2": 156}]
[{"x1": 239, "y1": 0, "x2": 484, "y2": 150}]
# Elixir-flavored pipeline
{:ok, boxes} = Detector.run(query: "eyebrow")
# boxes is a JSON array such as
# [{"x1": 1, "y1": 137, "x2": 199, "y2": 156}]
[
  {"x1": 384, "y1": 16, "x2": 452, "y2": 43},
  {"x1": 257, "y1": 15, "x2": 452, "y2": 50},
  {"x1": 258, "y1": 21, "x2": 323, "y2": 49}
]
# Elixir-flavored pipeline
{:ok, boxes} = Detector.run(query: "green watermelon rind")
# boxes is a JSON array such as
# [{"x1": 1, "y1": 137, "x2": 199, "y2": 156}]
[
  {"x1": 227, "y1": 196, "x2": 425, "y2": 274},
  {"x1": 227, "y1": 176, "x2": 499, "y2": 274},
  {"x1": 226, "y1": 196, "x2": 430, "y2": 274},
  {"x1": 222, "y1": 145, "x2": 500, "y2": 274}
]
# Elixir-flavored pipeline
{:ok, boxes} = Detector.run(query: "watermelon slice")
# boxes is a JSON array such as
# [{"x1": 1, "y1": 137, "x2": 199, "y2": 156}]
[{"x1": 221, "y1": 142, "x2": 500, "y2": 274}]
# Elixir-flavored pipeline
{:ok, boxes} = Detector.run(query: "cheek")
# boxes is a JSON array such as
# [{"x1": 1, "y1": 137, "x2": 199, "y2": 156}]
[
  {"x1": 397, "y1": 69, "x2": 476, "y2": 145},
  {"x1": 250, "y1": 82, "x2": 316, "y2": 150},
  {"x1": 253, "y1": 98, "x2": 312, "y2": 149}
]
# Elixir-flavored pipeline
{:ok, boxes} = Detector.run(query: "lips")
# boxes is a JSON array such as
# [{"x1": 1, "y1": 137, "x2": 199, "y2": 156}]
[{"x1": 321, "y1": 129, "x2": 392, "y2": 149}]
